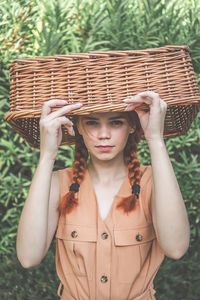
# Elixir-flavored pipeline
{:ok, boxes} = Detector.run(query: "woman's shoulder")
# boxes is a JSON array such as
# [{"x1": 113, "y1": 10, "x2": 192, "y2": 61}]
[
  {"x1": 54, "y1": 166, "x2": 73, "y2": 174},
  {"x1": 52, "y1": 167, "x2": 73, "y2": 195},
  {"x1": 140, "y1": 164, "x2": 152, "y2": 184},
  {"x1": 140, "y1": 163, "x2": 152, "y2": 173},
  {"x1": 53, "y1": 166, "x2": 73, "y2": 183}
]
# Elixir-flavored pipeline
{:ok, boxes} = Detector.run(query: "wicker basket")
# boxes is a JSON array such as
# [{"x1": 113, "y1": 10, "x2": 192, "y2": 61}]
[{"x1": 5, "y1": 45, "x2": 200, "y2": 148}]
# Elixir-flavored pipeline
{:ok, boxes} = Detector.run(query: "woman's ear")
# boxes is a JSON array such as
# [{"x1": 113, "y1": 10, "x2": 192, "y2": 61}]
[
  {"x1": 76, "y1": 118, "x2": 83, "y2": 135},
  {"x1": 129, "y1": 127, "x2": 136, "y2": 134}
]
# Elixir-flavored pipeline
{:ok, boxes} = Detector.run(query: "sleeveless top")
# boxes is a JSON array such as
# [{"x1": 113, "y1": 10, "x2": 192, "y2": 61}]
[{"x1": 55, "y1": 165, "x2": 165, "y2": 300}]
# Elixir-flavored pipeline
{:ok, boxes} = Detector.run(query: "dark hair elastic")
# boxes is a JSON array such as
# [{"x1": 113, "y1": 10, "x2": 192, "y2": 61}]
[
  {"x1": 132, "y1": 183, "x2": 140, "y2": 198},
  {"x1": 69, "y1": 183, "x2": 80, "y2": 192}
]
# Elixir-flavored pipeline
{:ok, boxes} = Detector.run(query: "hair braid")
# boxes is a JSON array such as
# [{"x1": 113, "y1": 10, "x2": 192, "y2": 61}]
[
  {"x1": 116, "y1": 121, "x2": 142, "y2": 214},
  {"x1": 58, "y1": 135, "x2": 88, "y2": 216}
]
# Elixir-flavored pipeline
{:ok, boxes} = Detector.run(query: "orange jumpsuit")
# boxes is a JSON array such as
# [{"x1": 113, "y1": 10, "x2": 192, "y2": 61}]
[{"x1": 55, "y1": 165, "x2": 165, "y2": 299}]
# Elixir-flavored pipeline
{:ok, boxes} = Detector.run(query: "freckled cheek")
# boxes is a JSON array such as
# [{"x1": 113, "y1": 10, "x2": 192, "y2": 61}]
[
  {"x1": 117, "y1": 133, "x2": 130, "y2": 149},
  {"x1": 82, "y1": 135, "x2": 98, "y2": 149},
  {"x1": 84, "y1": 127, "x2": 100, "y2": 139},
  {"x1": 114, "y1": 129, "x2": 130, "y2": 142}
]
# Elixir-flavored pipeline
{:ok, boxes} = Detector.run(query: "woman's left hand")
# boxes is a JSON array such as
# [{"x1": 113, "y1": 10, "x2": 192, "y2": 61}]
[{"x1": 123, "y1": 91, "x2": 167, "y2": 142}]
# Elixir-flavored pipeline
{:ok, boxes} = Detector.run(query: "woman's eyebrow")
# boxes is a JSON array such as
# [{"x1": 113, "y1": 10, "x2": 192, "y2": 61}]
[
  {"x1": 82, "y1": 116, "x2": 98, "y2": 121},
  {"x1": 109, "y1": 115, "x2": 126, "y2": 120}
]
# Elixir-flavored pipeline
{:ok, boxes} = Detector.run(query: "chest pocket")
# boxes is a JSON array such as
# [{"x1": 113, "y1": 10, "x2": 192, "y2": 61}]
[
  {"x1": 56, "y1": 223, "x2": 97, "y2": 280},
  {"x1": 113, "y1": 224, "x2": 156, "y2": 283}
]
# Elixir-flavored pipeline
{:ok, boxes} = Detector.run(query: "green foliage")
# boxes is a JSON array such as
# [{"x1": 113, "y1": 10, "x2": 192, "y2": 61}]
[
  {"x1": 0, "y1": 0, "x2": 200, "y2": 299},
  {"x1": 0, "y1": 243, "x2": 59, "y2": 300}
]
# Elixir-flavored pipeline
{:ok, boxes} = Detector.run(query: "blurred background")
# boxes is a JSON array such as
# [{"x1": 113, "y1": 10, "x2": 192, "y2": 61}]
[{"x1": 0, "y1": 0, "x2": 200, "y2": 299}]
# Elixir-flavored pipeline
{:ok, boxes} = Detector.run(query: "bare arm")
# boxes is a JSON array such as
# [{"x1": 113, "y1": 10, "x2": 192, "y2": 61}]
[
  {"x1": 16, "y1": 158, "x2": 59, "y2": 268},
  {"x1": 148, "y1": 139, "x2": 190, "y2": 259},
  {"x1": 16, "y1": 99, "x2": 82, "y2": 268}
]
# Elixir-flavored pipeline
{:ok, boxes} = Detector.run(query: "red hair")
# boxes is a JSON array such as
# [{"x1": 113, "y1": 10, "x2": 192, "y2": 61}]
[
  {"x1": 58, "y1": 135, "x2": 88, "y2": 215},
  {"x1": 58, "y1": 111, "x2": 143, "y2": 216}
]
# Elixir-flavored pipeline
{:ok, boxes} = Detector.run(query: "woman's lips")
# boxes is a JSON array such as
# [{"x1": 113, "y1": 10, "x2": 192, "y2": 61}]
[{"x1": 95, "y1": 145, "x2": 114, "y2": 152}]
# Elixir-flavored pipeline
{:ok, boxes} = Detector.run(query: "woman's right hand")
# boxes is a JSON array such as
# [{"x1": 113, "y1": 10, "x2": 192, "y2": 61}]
[{"x1": 39, "y1": 99, "x2": 82, "y2": 160}]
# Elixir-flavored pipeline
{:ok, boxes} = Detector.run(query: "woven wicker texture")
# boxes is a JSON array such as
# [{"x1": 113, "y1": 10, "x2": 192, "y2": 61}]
[{"x1": 5, "y1": 45, "x2": 200, "y2": 148}]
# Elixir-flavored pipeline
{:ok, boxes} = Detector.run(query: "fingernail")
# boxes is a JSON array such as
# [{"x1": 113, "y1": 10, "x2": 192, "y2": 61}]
[{"x1": 123, "y1": 96, "x2": 135, "y2": 102}]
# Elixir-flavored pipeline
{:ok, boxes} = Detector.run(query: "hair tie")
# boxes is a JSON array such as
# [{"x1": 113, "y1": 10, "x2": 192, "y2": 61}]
[
  {"x1": 132, "y1": 183, "x2": 140, "y2": 198},
  {"x1": 69, "y1": 183, "x2": 80, "y2": 193}
]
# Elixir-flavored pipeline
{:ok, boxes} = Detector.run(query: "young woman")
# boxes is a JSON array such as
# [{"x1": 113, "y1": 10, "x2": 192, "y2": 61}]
[{"x1": 16, "y1": 91, "x2": 190, "y2": 300}]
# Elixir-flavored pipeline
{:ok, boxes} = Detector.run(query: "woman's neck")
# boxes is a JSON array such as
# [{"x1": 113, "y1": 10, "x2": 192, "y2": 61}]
[{"x1": 88, "y1": 156, "x2": 128, "y2": 184}]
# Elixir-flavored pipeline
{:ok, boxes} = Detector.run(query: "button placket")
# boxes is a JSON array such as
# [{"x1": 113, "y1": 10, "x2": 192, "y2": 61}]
[{"x1": 96, "y1": 219, "x2": 111, "y2": 299}]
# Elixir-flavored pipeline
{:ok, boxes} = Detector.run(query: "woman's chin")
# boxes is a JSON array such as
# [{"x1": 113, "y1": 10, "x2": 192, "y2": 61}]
[{"x1": 91, "y1": 151, "x2": 122, "y2": 162}]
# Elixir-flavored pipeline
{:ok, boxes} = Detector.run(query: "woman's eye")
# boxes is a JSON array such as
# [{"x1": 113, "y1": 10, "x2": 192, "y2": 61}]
[
  {"x1": 85, "y1": 120, "x2": 98, "y2": 126},
  {"x1": 110, "y1": 120, "x2": 124, "y2": 126}
]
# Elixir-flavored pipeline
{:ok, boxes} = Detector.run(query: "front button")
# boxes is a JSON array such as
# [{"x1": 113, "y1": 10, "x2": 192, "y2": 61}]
[
  {"x1": 100, "y1": 275, "x2": 108, "y2": 283},
  {"x1": 101, "y1": 232, "x2": 109, "y2": 240},
  {"x1": 71, "y1": 230, "x2": 78, "y2": 238},
  {"x1": 135, "y1": 233, "x2": 143, "y2": 242}
]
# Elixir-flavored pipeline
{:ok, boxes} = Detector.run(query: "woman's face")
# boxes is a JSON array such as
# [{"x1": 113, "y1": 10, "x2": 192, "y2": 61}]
[{"x1": 77, "y1": 112, "x2": 135, "y2": 162}]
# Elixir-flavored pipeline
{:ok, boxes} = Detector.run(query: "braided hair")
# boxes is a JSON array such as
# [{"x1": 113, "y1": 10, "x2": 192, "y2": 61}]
[
  {"x1": 116, "y1": 125, "x2": 142, "y2": 213},
  {"x1": 58, "y1": 111, "x2": 143, "y2": 216},
  {"x1": 58, "y1": 134, "x2": 88, "y2": 216}
]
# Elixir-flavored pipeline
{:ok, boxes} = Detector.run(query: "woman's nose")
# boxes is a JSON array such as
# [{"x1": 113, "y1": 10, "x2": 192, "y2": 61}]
[{"x1": 97, "y1": 125, "x2": 111, "y2": 139}]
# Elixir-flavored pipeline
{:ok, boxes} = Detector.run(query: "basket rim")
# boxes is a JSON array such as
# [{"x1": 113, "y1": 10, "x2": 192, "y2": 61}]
[
  {"x1": 4, "y1": 100, "x2": 200, "y2": 120},
  {"x1": 9, "y1": 44, "x2": 190, "y2": 66}
]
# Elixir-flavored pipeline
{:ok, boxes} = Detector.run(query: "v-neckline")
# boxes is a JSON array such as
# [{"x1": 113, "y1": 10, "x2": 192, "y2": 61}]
[
  {"x1": 86, "y1": 168, "x2": 130, "y2": 224},
  {"x1": 85, "y1": 165, "x2": 147, "y2": 224}
]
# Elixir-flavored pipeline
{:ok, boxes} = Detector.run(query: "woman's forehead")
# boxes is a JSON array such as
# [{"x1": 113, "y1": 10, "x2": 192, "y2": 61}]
[{"x1": 81, "y1": 112, "x2": 127, "y2": 120}]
